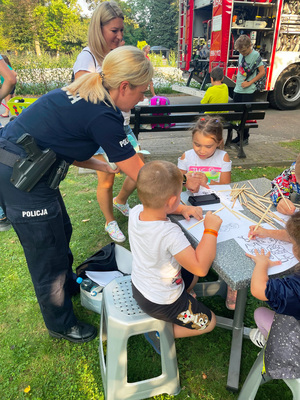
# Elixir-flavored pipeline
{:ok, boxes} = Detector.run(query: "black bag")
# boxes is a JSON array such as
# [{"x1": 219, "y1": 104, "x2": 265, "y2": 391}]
[
  {"x1": 241, "y1": 55, "x2": 267, "y2": 92},
  {"x1": 76, "y1": 242, "x2": 119, "y2": 278}
]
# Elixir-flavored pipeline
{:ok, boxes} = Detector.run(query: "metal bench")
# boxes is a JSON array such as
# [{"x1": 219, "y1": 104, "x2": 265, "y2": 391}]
[{"x1": 130, "y1": 101, "x2": 268, "y2": 158}]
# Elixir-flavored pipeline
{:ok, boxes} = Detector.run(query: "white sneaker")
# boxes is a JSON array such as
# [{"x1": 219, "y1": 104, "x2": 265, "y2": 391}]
[
  {"x1": 105, "y1": 220, "x2": 126, "y2": 243},
  {"x1": 249, "y1": 328, "x2": 266, "y2": 348},
  {"x1": 113, "y1": 197, "x2": 130, "y2": 217}
]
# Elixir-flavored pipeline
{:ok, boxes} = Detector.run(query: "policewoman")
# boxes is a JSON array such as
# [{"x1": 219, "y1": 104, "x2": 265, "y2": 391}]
[{"x1": 0, "y1": 46, "x2": 152, "y2": 343}]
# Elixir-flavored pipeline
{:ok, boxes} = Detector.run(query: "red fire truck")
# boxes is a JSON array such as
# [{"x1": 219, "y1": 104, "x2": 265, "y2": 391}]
[{"x1": 177, "y1": 0, "x2": 300, "y2": 109}]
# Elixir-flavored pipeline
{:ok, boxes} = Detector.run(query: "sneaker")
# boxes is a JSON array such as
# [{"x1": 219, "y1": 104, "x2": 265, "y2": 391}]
[
  {"x1": 105, "y1": 220, "x2": 126, "y2": 243},
  {"x1": 249, "y1": 328, "x2": 266, "y2": 348},
  {"x1": 226, "y1": 286, "x2": 237, "y2": 310},
  {"x1": 0, "y1": 217, "x2": 12, "y2": 232},
  {"x1": 113, "y1": 197, "x2": 130, "y2": 217},
  {"x1": 144, "y1": 331, "x2": 161, "y2": 355}
]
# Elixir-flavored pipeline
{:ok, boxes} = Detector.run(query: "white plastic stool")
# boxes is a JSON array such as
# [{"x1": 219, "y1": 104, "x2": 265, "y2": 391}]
[
  {"x1": 238, "y1": 349, "x2": 300, "y2": 400},
  {"x1": 99, "y1": 275, "x2": 180, "y2": 400}
]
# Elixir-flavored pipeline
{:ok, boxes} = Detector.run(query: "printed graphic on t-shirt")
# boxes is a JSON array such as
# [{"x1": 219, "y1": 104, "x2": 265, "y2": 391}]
[
  {"x1": 188, "y1": 166, "x2": 222, "y2": 182},
  {"x1": 172, "y1": 270, "x2": 183, "y2": 285},
  {"x1": 177, "y1": 300, "x2": 210, "y2": 330}
]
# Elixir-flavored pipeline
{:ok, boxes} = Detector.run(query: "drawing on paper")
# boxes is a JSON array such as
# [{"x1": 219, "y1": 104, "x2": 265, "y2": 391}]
[{"x1": 236, "y1": 235, "x2": 295, "y2": 263}]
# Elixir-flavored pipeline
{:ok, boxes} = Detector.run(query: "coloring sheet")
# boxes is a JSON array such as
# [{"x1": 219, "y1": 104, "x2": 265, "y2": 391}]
[
  {"x1": 181, "y1": 185, "x2": 243, "y2": 211},
  {"x1": 234, "y1": 223, "x2": 298, "y2": 275},
  {"x1": 179, "y1": 206, "x2": 253, "y2": 243}
]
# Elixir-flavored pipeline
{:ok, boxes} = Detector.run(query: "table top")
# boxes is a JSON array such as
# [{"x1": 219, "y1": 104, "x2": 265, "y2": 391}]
[{"x1": 170, "y1": 177, "x2": 298, "y2": 290}]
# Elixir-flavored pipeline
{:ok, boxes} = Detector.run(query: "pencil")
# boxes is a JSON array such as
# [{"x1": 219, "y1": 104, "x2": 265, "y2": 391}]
[
  {"x1": 275, "y1": 183, "x2": 292, "y2": 210},
  {"x1": 249, "y1": 204, "x2": 272, "y2": 239},
  {"x1": 187, "y1": 206, "x2": 225, "y2": 230}
]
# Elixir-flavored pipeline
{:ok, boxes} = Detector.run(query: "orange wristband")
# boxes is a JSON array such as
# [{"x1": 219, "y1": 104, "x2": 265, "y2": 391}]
[{"x1": 204, "y1": 229, "x2": 218, "y2": 237}]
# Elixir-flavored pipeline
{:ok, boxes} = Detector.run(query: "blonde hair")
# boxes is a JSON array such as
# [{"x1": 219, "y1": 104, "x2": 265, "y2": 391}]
[
  {"x1": 64, "y1": 46, "x2": 153, "y2": 105},
  {"x1": 234, "y1": 35, "x2": 252, "y2": 53},
  {"x1": 88, "y1": 1, "x2": 124, "y2": 65},
  {"x1": 137, "y1": 161, "x2": 182, "y2": 209}
]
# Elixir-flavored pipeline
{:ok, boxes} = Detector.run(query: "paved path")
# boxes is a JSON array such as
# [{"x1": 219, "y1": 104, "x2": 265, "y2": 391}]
[{"x1": 1, "y1": 95, "x2": 299, "y2": 168}]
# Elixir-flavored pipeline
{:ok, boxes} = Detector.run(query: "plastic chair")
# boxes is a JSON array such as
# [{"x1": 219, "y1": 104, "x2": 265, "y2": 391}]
[
  {"x1": 238, "y1": 349, "x2": 300, "y2": 400},
  {"x1": 99, "y1": 275, "x2": 180, "y2": 400}
]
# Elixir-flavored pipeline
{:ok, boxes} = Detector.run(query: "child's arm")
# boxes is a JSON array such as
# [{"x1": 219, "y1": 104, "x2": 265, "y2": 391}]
[
  {"x1": 207, "y1": 153, "x2": 231, "y2": 185},
  {"x1": 200, "y1": 89, "x2": 211, "y2": 104},
  {"x1": 277, "y1": 198, "x2": 296, "y2": 215},
  {"x1": 248, "y1": 225, "x2": 291, "y2": 242},
  {"x1": 174, "y1": 211, "x2": 222, "y2": 276},
  {"x1": 246, "y1": 249, "x2": 281, "y2": 300}
]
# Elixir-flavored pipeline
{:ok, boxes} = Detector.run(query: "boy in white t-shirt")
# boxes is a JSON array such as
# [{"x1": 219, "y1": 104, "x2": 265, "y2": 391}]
[{"x1": 129, "y1": 160, "x2": 222, "y2": 353}]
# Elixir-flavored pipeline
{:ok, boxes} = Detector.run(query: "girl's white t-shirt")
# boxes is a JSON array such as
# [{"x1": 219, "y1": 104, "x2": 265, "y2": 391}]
[{"x1": 178, "y1": 148, "x2": 232, "y2": 183}]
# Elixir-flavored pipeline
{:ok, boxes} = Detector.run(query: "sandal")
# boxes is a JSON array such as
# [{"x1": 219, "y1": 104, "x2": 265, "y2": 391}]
[{"x1": 0, "y1": 114, "x2": 9, "y2": 118}]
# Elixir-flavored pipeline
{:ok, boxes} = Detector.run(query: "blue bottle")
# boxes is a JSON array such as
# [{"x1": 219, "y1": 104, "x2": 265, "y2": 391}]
[{"x1": 76, "y1": 277, "x2": 97, "y2": 292}]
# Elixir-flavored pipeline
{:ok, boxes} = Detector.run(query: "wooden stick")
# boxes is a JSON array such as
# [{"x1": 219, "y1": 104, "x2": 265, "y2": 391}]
[
  {"x1": 248, "y1": 181, "x2": 258, "y2": 194},
  {"x1": 249, "y1": 204, "x2": 272, "y2": 239},
  {"x1": 274, "y1": 183, "x2": 292, "y2": 210},
  {"x1": 263, "y1": 189, "x2": 271, "y2": 197},
  {"x1": 221, "y1": 202, "x2": 240, "y2": 219},
  {"x1": 180, "y1": 199, "x2": 187, "y2": 205},
  {"x1": 187, "y1": 206, "x2": 225, "y2": 230},
  {"x1": 216, "y1": 188, "x2": 251, "y2": 192},
  {"x1": 230, "y1": 209, "x2": 257, "y2": 224}
]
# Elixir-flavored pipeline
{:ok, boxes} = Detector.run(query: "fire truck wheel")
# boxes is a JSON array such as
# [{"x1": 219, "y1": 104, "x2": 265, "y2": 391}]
[{"x1": 269, "y1": 64, "x2": 300, "y2": 110}]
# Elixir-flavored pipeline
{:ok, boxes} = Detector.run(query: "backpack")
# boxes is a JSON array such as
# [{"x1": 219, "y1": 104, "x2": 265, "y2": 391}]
[
  {"x1": 150, "y1": 96, "x2": 175, "y2": 129},
  {"x1": 241, "y1": 55, "x2": 267, "y2": 92},
  {"x1": 76, "y1": 242, "x2": 119, "y2": 278}
]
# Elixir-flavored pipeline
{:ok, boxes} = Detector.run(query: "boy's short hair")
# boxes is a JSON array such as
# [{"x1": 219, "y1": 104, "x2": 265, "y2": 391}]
[
  {"x1": 234, "y1": 35, "x2": 252, "y2": 52},
  {"x1": 211, "y1": 67, "x2": 224, "y2": 82},
  {"x1": 137, "y1": 161, "x2": 182, "y2": 209},
  {"x1": 295, "y1": 154, "x2": 300, "y2": 182}
]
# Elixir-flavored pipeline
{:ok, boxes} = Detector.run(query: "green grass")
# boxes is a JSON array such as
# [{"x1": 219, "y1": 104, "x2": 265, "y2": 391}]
[
  {"x1": 278, "y1": 140, "x2": 300, "y2": 152},
  {"x1": 0, "y1": 165, "x2": 293, "y2": 400}
]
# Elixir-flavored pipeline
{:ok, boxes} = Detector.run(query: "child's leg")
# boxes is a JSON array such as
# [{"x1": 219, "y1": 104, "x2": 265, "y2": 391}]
[
  {"x1": 173, "y1": 312, "x2": 216, "y2": 338},
  {"x1": 181, "y1": 267, "x2": 198, "y2": 297},
  {"x1": 254, "y1": 307, "x2": 275, "y2": 338}
]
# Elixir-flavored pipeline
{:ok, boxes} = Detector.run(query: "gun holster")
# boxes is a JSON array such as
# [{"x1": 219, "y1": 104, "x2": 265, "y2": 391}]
[
  {"x1": 10, "y1": 133, "x2": 57, "y2": 192},
  {"x1": 47, "y1": 159, "x2": 69, "y2": 190}
]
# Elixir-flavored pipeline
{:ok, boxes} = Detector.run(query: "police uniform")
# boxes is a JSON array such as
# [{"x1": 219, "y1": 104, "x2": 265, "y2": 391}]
[{"x1": 0, "y1": 88, "x2": 135, "y2": 333}]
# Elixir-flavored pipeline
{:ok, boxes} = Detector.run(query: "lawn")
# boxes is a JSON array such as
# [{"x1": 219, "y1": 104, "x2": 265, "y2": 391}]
[{"x1": 0, "y1": 164, "x2": 294, "y2": 400}]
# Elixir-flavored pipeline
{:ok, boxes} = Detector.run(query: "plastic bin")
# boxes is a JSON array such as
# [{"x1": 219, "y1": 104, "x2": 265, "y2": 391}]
[
  {"x1": 7, "y1": 97, "x2": 37, "y2": 116},
  {"x1": 80, "y1": 244, "x2": 133, "y2": 314}
]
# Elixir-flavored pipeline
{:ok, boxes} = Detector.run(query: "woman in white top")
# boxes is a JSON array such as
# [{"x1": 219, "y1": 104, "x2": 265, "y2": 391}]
[{"x1": 73, "y1": 1, "x2": 143, "y2": 242}]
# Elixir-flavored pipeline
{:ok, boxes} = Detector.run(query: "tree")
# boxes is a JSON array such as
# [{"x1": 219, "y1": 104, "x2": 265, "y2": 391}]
[
  {"x1": 0, "y1": 0, "x2": 42, "y2": 53},
  {"x1": 35, "y1": 0, "x2": 86, "y2": 55},
  {"x1": 0, "y1": 0, "x2": 88, "y2": 54},
  {"x1": 148, "y1": 0, "x2": 178, "y2": 50},
  {"x1": 126, "y1": 0, "x2": 178, "y2": 49}
]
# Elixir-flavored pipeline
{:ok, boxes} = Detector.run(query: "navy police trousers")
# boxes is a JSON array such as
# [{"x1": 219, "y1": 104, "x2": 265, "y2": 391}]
[{"x1": 0, "y1": 147, "x2": 78, "y2": 332}]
